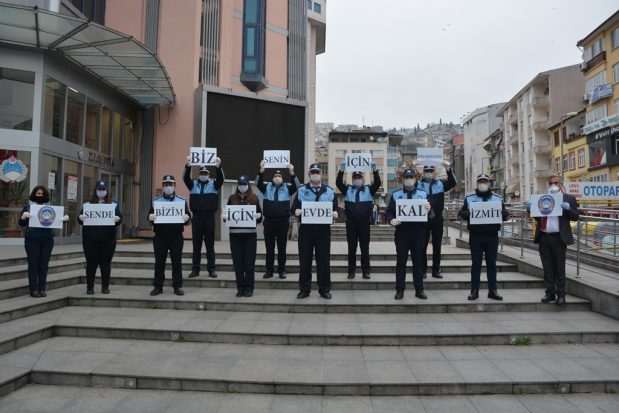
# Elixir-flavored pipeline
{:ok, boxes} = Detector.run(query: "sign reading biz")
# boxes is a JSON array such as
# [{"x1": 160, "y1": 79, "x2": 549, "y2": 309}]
[
  {"x1": 153, "y1": 201, "x2": 186, "y2": 224},
  {"x1": 395, "y1": 199, "x2": 428, "y2": 222},
  {"x1": 224, "y1": 205, "x2": 256, "y2": 227},
  {"x1": 301, "y1": 202, "x2": 333, "y2": 224},
  {"x1": 82, "y1": 203, "x2": 116, "y2": 226},
  {"x1": 469, "y1": 201, "x2": 503, "y2": 225},
  {"x1": 188, "y1": 147, "x2": 217, "y2": 166},
  {"x1": 345, "y1": 153, "x2": 372, "y2": 172},
  {"x1": 566, "y1": 182, "x2": 619, "y2": 201}
]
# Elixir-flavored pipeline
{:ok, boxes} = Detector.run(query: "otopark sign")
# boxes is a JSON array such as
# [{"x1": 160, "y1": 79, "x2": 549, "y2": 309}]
[{"x1": 566, "y1": 182, "x2": 619, "y2": 202}]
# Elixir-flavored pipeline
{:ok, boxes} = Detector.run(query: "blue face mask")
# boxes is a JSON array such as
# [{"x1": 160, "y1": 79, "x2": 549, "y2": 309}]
[
  {"x1": 199, "y1": 175, "x2": 208, "y2": 182},
  {"x1": 163, "y1": 186, "x2": 174, "y2": 196}
]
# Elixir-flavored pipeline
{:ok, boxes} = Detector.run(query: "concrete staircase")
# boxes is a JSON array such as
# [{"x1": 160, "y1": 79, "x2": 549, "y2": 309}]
[{"x1": 1, "y1": 241, "x2": 619, "y2": 412}]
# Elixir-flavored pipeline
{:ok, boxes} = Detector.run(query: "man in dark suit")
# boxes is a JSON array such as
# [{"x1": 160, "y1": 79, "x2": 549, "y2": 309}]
[{"x1": 527, "y1": 174, "x2": 579, "y2": 305}]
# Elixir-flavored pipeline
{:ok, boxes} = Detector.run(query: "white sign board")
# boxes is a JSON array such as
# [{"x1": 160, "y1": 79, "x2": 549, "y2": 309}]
[
  {"x1": 225, "y1": 205, "x2": 257, "y2": 227},
  {"x1": 301, "y1": 201, "x2": 333, "y2": 224},
  {"x1": 566, "y1": 182, "x2": 619, "y2": 201},
  {"x1": 47, "y1": 172, "x2": 55, "y2": 190},
  {"x1": 345, "y1": 152, "x2": 372, "y2": 172},
  {"x1": 395, "y1": 199, "x2": 428, "y2": 222},
  {"x1": 67, "y1": 176, "x2": 78, "y2": 201},
  {"x1": 29, "y1": 205, "x2": 64, "y2": 229},
  {"x1": 153, "y1": 201, "x2": 185, "y2": 224},
  {"x1": 263, "y1": 150, "x2": 290, "y2": 169},
  {"x1": 417, "y1": 148, "x2": 443, "y2": 167},
  {"x1": 188, "y1": 147, "x2": 217, "y2": 166},
  {"x1": 469, "y1": 201, "x2": 503, "y2": 225},
  {"x1": 83, "y1": 203, "x2": 116, "y2": 226},
  {"x1": 529, "y1": 194, "x2": 563, "y2": 217}
]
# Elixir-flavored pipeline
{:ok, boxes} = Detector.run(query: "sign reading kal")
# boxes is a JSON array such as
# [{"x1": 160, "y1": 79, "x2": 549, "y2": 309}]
[
  {"x1": 153, "y1": 201, "x2": 185, "y2": 224},
  {"x1": 301, "y1": 201, "x2": 333, "y2": 224},
  {"x1": 263, "y1": 150, "x2": 290, "y2": 169},
  {"x1": 82, "y1": 203, "x2": 116, "y2": 226},
  {"x1": 225, "y1": 205, "x2": 256, "y2": 227},
  {"x1": 529, "y1": 194, "x2": 562, "y2": 217},
  {"x1": 345, "y1": 152, "x2": 372, "y2": 172},
  {"x1": 29, "y1": 205, "x2": 64, "y2": 229},
  {"x1": 395, "y1": 199, "x2": 428, "y2": 222},
  {"x1": 469, "y1": 201, "x2": 503, "y2": 225},
  {"x1": 416, "y1": 148, "x2": 443, "y2": 167},
  {"x1": 189, "y1": 147, "x2": 217, "y2": 166}
]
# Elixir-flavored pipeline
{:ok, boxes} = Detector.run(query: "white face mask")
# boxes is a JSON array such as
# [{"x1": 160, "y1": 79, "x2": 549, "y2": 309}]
[
  {"x1": 199, "y1": 175, "x2": 208, "y2": 182},
  {"x1": 272, "y1": 177, "x2": 283, "y2": 186},
  {"x1": 424, "y1": 173, "x2": 433, "y2": 181},
  {"x1": 96, "y1": 190, "x2": 107, "y2": 199},
  {"x1": 477, "y1": 183, "x2": 489, "y2": 192},
  {"x1": 310, "y1": 174, "x2": 321, "y2": 184},
  {"x1": 353, "y1": 179, "x2": 363, "y2": 187},
  {"x1": 404, "y1": 179, "x2": 416, "y2": 188},
  {"x1": 163, "y1": 186, "x2": 174, "y2": 196},
  {"x1": 238, "y1": 185, "x2": 248, "y2": 194},
  {"x1": 548, "y1": 184, "x2": 561, "y2": 194}
]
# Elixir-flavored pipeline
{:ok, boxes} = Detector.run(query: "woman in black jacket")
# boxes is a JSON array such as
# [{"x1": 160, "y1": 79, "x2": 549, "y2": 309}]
[{"x1": 78, "y1": 180, "x2": 122, "y2": 294}]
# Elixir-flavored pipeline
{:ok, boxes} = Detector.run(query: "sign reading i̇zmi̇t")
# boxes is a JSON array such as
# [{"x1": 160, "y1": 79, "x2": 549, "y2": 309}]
[{"x1": 469, "y1": 201, "x2": 503, "y2": 225}]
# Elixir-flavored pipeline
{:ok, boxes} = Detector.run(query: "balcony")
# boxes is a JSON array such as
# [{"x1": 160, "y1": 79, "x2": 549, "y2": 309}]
[
  {"x1": 531, "y1": 95, "x2": 548, "y2": 109},
  {"x1": 510, "y1": 156, "x2": 520, "y2": 166},
  {"x1": 533, "y1": 143, "x2": 552, "y2": 155},
  {"x1": 534, "y1": 168, "x2": 552, "y2": 178},
  {"x1": 581, "y1": 51, "x2": 606, "y2": 73},
  {"x1": 508, "y1": 112, "x2": 517, "y2": 125},
  {"x1": 532, "y1": 118, "x2": 549, "y2": 131},
  {"x1": 507, "y1": 135, "x2": 518, "y2": 146}
]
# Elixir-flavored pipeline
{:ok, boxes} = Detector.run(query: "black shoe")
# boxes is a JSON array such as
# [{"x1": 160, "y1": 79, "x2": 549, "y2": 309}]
[
  {"x1": 394, "y1": 291, "x2": 404, "y2": 300},
  {"x1": 415, "y1": 289, "x2": 427, "y2": 300},
  {"x1": 297, "y1": 291, "x2": 310, "y2": 299},
  {"x1": 556, "y1": 296, "x2": 566, "y2": 305},
  {"x1": 541, "y1": 293, "x2": 556, "y2": 303},
  {"x1": 263, "y1": 272, "x2": 274, "y2": 279},
  {"x1": 101, "y1": 288, "x2": 110, "y2": 295},
  {"x1": 488, "y1": 290, "x2": 503, "y2": 301},
  {"x1": 319, "y1": 291, "x2": 332, "y2": 300},
  {"x1": 30, "y1": 291, "x2": 40, "y2": 298},
  {"x1": 244, "y1": 291, "x2": 253, "y2": 297},
  {"x1": 278, "y1": 272, "x2": 287, "y2": 279},
  {"x1": 86, "y1": 289, "x2": 94, "y2": 295},
  {"x1": 150, "y1": 288, "x2": 162, "y2": 296},
  {"x1": 236, "y1": 291, "x2": 245, "y2": 297},
  {"x1": 468, "y1": 290, "x2": 479, "y2": 300},
  {"x1": 362, "y1": 272, "x2": 371, "y2": 279},
  {"x1": 39, "y1": 290, "x2": 47, "y2": 297},
  {"x1": 423, "y1": 273, "x2": 427, "y2": 279},
  {"x1": 431, "y1": 270, "x2": 443, "y2": 279},
  {"x1": 208, "y1": 271, "x2": 218, "y2": 278},
  {"x1": 188, "y1": 270, "x2": 200, "y2": 278},
  {"x1": 174, "y1": 288, "x2": 185, "y2": 296},
  {"x1": 347, "y1": 271, "x2": 355, "y2": 279}
]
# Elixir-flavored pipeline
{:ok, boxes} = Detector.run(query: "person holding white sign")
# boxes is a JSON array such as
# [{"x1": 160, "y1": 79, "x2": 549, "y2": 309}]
[
  {"x1": 386, "y1": 168, "x2": 432, "y2": 300},
  {"x1": 222, "y1": 176, "x2": 263, "y2": 297},
  {"x1": 525, "y1": 174, "x2": 579, "y2": 305},
  {"x1": 148, "y1": 175, "x2": 191, "y2": 296},
  {"x1": 458, "y1": 174, "x2": 509, "y2": 301},
  {"x1": 18, "y1": 185, "x2": 69, "y2": 298},
  {"x1": 256, "y1": 161, "x2": 299, "y2": 280},
  {"x1": 291, "y1": 163, "x2": 339, "y2": 299},
  {"x1": 184, "y1": 155, "x2": 224, "y2": 279},
  {"x1": 77, "y1": 180, "x2": 122, "y2": 295}
]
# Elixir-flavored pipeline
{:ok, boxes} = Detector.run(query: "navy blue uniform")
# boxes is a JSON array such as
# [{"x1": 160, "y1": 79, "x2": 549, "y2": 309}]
[
  {"x1": 417, "y1": 169, "x2": 456, "y2": 275},
  {"x1": 291, "y1": 183, "x2": 338, "y2": 295},
  {"x1": 336, "y1": 170, "x2": 381, "y2": 275},
  {"x1": 18, "y1": 204, "x2": 54, "y2": 295},
  {"x1": 183, "y1": 165, "x2": 223, "y2": 274},
  {"x1": 386, "y1": 188, "x2": 429, "y2": 292}
]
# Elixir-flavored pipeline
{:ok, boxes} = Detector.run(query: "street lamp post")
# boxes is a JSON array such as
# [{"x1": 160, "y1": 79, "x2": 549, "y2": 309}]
[{"x1": 559, "y1": 112, "x2": 579, "y2": 180}]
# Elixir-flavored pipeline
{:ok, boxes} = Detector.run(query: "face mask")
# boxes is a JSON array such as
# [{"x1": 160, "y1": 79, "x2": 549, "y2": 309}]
[
  {"x1": 199, "y1": 175, "x2": 208, "y2": 182},
  {"x1": 32, "y1": 195, "x2": 46, "y2": 204},
  {"x1": 163, "y1": 186, "x2": 174, "y2": 196},
  {"x1": 404, "y1": 179, "x2": 415, "y2": 188},
  {"x1": 272, "y1": 177, "x2": 283, "y2": 186},
  {"x1": 353, "y1": 179, "x2": 363, "y2": 187},
  {"x1": 548, "y1": 184, "x2": 560, "y2": 194},
  {"x1": 238, "y1": 185, "x2": 248, "y2": 193},
  {"x1": 424, "y1": 173, "x2": 433, "y2": 181},
  {"x1": 477, "y1": 183, "x2": 489, "y2": 192},
  {"x1": 310, "y1": 174, "x2": 321, "y2": 184},
  {"x1": 96, "y1": 190, "x2": 107, "y2": 199}
]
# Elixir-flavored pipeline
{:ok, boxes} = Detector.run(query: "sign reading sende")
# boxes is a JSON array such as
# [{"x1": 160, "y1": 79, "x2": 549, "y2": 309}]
[
  {"x1": 344, "y1": 153, "x2": 372, "y2": 172},
  {"x1": 153, "y1": 201, "x2": 185, "y2": 224},
  {"x1": 82, "y1": 203, "x2": 116, "y2": 226},
  {"x1": 301, "y1": 201, "x2": 333, "y2": 224},
  {"x1": 566, "y1": 182, "x2": 619, "y2": 201},
  {"x1": 395, "y1": 199, "x2": 428, "y2": 222},
  {"x1": 188, "y1": 147, "x2": 217, "y2": 166},
  {"x1": 469, "y1": 201, "x2": 503, "y2": 225},
  {"x1": 225, "y1": 205, "x2": 256, "y2": 227},
  {"x1": 263, "y1": 150, "x2": 290, "y2": 169}
]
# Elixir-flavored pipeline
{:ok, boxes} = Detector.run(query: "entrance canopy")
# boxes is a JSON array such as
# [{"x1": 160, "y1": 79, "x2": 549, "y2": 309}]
[{"x1": 0, "y1": 2, "x2": 175, "y2": 106}]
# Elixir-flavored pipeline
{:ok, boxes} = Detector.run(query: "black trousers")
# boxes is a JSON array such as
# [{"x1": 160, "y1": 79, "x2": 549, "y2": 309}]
[
  {"x1": 394, "y1": 227, "x2": 426, "y2": 292},
  {"x1": 538, "y1": 232, "x2": 567, "y2": 297},
  {"x1": 263, "y1": 220, "x2": 289, "y2": 274},
  {"x1": 153, "y1": 234, "x2": 183, "y2": 290},
  {"x1": 346, "y1": 220, "x2": 370, "y2": 273},
  {"x1": 83, "y1": 241, "x2": 116, "y2": 290},
  {"x1": 422, "y1": 215, "x2": 443, "y2": 273},
  {"x1": 230, "y1": 233, "x2": 257, "y2": 293},
  {"x1": 469, "y1": 233, "x2": 498, "y2": 292},
  {"x1": 191, "y1": 213, "x2": 216, "y2": 273},
  {"x1": 24, "y1": 236, "x2": 54, "y2": 293},
  {"x1": 298, "y1": 224, "x2": 331, "y2": 294}
]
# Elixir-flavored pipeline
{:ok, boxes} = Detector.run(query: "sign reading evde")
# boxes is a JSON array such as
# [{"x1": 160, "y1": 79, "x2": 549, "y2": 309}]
[{"x1": 301, "y1": 201, "x2": 333, "y2": 224}]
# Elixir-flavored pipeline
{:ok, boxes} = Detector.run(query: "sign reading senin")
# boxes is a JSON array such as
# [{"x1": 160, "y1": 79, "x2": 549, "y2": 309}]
[
  {"x1": 29, "y1": 205, "x2": 64, "y2": 229},
  {"x1": 263, "y1": 150, "x2": 290, "y2": 169},
  {"x1": 469, "y1": 201, "x2": 503, "y2": 225},
  {"x1": 301, "y1": 201, "x2": 333, "y2": 224},
  {"x1": 345, "y1": 152, "x2": 372, "y2": 172},
  {"x1": 153, "y1": 201, "x2": 185, "y2": 224},
  {"x1": 82, "y1": 203, "x2": 116, "y2": 226},
  {"x1": 417, "y1": 148, "x2": 443, "y2": 167},
  {"x1": 189, "y1": 147, "x2": 217, "y2": 166},
  {"x1": 225, "y1": 205, "x2": 256, "y2": 227},
  {"x1": 395, "y1": 199, "x2": 428, "y2": 222}
]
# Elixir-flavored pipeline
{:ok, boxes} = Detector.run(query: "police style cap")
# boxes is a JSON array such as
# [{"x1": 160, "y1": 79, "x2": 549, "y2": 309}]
[
  {"x1": 309, "y1": 163, "x2": 321, "y2": 172},
  {"x1": 237, "y1": 175, "x2": 249, "y2": 185},
  {"x1": 352, "y1": 170, "x2": 363, "y2": 177},
  {"x1": 423, "y1": 165, "x2": 435, "y2": 172},
  {"x1": 402, "y1": 168, "x2": 416, "y2": 177},
  {"x1": 273, "y1": 170, "x2": 283, "y2": 177},
  {"x1": 476, "y1": 173, "x2": 491, "y2": 181},
  {"x1": 95, "y1": 180, "x2": 107, "y2": 190},
  {"x1": 199, "y1": 166, "x2": 210, "y2": 174},
  {"x1": 162, "y1": 175, "x2": 176, "y2": 183}
]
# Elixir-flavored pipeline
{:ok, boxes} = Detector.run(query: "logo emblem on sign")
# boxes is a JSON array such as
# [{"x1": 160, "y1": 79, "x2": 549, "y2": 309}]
[
  {"x1": 37, "y1": 206, "x2": 56, "y2": 227},
  {"x1": 0, "y1": 156, "x2": 28, "y2": 183},
  {"x1": 537, "y1": 195, "x2": 556, "y2": 216}
]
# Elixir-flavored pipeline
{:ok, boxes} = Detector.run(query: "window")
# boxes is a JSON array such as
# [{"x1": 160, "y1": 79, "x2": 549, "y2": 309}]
[
  {"x1": 562, "y1": 154, "x2": 567, "y2": 171},
  {"x1": 614, "y1": 63, "x2": 619, "y2": 83},
  {"x1": 614, "y1": 98, "x2": 619, "y2": 116},
  {"x1": 66, "y1": 88, "x2": 85, "y2": 144},
  {"x1": 569, "y1": 151, "x2": 576, "y2": 170},
  {"x1": 306, "y1": 0, "x2": 312, "y2": 9},
  {"x1": 591, "y1": 174, "x2": 609, "y2": 182},
  {"x1": 70, "y1": 0, "x2": 106, "y2": 25},
  {"x1": 85, "y1": 98, "x2": 101, "y2": 150},
  {"x1": 554, "y1": 157, "x2": 561, "y2": 173},
  {"x1": 553, "y1": 131, "x2": 560, "y2": 147},
  {"x1": 101, "y1": 107, "x2": 112, "y2": 155},
  {"x1": 578, "y1": 148, "x2": 585, "y2": 167},
  {"x1": 112, "y1": 112, "x2": 122, "y2": 158},
  {"x1": 0, "y1": 68, "x2": 35, "y2": 131},
  {"x1": 527, "y1": 114, "x2": 532, "y2": 126},
  {"x1": 240, "y1": 0, "x2": 266, "y2": 91},
  {"x1": 613, "y1": 136, "x2": 619, "y2": 156},
  {"x1": 612, "y1": 27, "x2": 619, "y2": 49},
  {"x1": 123, "y1": 117, "x2": 134, "y2": 160},
  {"x1": 585, "y1": 104, "x2": 608, "y2": 124},
  {"x1": 313, "y1": 2, "x2": 321, "y2": 13},
  {"x1": 371, "y1": 150, "x2": 384, "y2": 157},
  {"x1": 589, "y1": 139, "x2": 606, "y2": 168},
  {"x1": 585, "y1": 71, "x2": 606, "y2": 94},
  {"x1": 335, "y1": 150, "x2": 346, "y2": 157},
  {"x1": 528, "y1": 136, "x2": 533, "y2": 149},
  {"x1": 44, "y1": 77, "x2": 66, "y2": 138},
  {"x1": 584, "y1": 37, "x2": 604, "y2": 61}
]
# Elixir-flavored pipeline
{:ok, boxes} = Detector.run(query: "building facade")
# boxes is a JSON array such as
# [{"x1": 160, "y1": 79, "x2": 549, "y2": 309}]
[
  {"x1": 549, "y1": 110, "x2": 588, "y2": 184},
  {"x1": 482, "y1": 129, "x2": 505, "y2": 199}
]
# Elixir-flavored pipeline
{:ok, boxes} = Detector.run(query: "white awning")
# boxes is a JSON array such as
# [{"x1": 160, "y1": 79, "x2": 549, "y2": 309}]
[{"x1": 0, "y1": 2, "x2": 175, "y2": 106}]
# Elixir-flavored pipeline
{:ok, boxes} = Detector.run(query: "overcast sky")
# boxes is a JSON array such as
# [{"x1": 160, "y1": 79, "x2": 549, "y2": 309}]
[{"x1": 315, "y1": 0, "x2": 618, "y2": 129}]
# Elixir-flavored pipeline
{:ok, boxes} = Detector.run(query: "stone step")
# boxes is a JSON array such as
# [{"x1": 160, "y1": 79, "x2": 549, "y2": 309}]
[
  {"x1": 0, "y1": 258, "x2": 86, "y2": 282},
  {"x1": 0, "y1": 273, "x2": 81, "y2": 300},
  {"x1": 10, "y1": 337, "x2": 619, "y2": 396}
]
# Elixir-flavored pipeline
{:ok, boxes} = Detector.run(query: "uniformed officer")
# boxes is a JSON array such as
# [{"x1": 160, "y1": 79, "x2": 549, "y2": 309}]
[
  {"x1": 184, "y1": 156, "x2": 223, "y2": 278},
  {"x1": 256, "y1": 161, "x2": 299, "y2": 279},
  {"x1": 148, "y1": 175, "x2": 191, "y2": 296},
  {"x1": 458, "y1": 173, "x2": 509, "y2": 301},
  {"x1": 291, "y1": 163, "x2": 339, "y2": 299},
  {"x1": 386, "y1": 168, "x2": 432, "y2": 300},
  {"x1": 417, "y1": 161, "x2": 457, "y2": 279},
  {"x1": 336, "y1": 161, "x2": 381, "y2": 279}
]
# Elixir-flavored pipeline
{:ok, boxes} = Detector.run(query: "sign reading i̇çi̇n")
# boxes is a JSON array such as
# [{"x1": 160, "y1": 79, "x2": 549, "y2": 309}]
[
  {"x1": 153, "y1": 201, "x2": 185, "y2": 224},
  {"x1": 301, "y1": 201, "x2": 333, "y2": 224},
  {"x1": 469, "y1": 201, "x2": 503, "y2": 225},
  {"x1": 395, "y1": 199, "x2": 428, "y2": 222},
  {"x1": 345, "y1": 152, "x2": 372, "y2": 172},
  {"x1": 189, "y1": 147, "x2": 217, "y2": 166},
  {"x1": 263, "y1": 150, "x2": 290, "y2": 169},
  {"x1": 225, "y1": 205, "x2": 256, "y2": 227},
  {"x1": 29, "y1": 205, "x2": 64, "y2": 229},
  {"x1": 82, "y1": 203, "x2": 116, "y2": 226}
]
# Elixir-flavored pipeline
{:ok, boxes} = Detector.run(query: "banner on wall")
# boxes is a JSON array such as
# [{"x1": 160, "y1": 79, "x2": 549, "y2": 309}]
[{"x1": 0, "y1": 155, "x2": 28, "y2": 183}]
